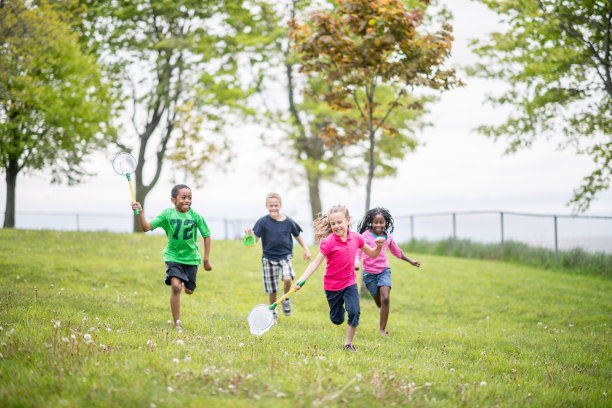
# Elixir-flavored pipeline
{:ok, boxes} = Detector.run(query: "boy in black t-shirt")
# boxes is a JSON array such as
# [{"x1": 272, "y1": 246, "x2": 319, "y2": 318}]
[{"x1": 245, "y1": 193, "x2": 311, "y2": 321}]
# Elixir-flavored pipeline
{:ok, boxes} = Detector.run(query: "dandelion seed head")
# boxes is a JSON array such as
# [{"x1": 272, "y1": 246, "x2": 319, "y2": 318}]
[
  {"x1": 480, "y1": 381, "x2": 487, "y2": 387},
  {"x1": 239, "y1": 343, "x2": 244, "y2": 348},
  {"x1": 167, "y1": 386, "x2": 174, "y2": 392},
  {"x1": 184, "y1": 356, "x2": 191, "y2": 362},
  {"x1": 173, "y1": 358, "x2": 179, "y2": 363},
  {"x1": 177, "y1": 339, "x2": 184, "y2": 346}
]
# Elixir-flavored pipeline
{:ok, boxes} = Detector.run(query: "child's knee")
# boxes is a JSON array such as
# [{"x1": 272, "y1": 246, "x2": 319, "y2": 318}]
[
  {"x1": 330, "y1": 315, "x2": 345, "y2": 325},
  {"x1": 283, "y1": 275, "x2": 292, "y2": 284},
  {"x1": 171, "y1": 281, "x2": 182, "y2": 294}
]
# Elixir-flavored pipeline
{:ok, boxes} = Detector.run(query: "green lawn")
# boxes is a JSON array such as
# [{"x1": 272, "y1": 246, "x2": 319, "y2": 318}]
[{"x1": 0, "y1": 229, "x2": 610, "y2": 407}]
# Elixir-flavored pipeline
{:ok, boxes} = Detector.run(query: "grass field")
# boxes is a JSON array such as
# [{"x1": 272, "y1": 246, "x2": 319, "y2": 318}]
[{"x1": 0, "y1": 229, "x2": 610, "y2": 407}]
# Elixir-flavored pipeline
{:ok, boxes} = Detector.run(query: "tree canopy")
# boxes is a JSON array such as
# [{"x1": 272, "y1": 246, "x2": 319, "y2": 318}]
[
  {"x1": 469, "y1": 0, "x2": 612, "y2": 212},
  {"x1": 0, "y1": 0, "x2": 116, "y2": 228},
  {"x1": 290, "y1": 0, "x2": 462, "y2": 211}
]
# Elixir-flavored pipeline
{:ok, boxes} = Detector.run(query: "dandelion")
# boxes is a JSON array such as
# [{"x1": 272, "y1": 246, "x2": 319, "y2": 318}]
[
  {"x1": 104, "y1": 284, "x2": 108, "y2": 288},
  {"x1": 176, "y1": 339, "x2": 184, "y2": 346},
  {"x1": 354, "y1": 386, "x2": 361, "y2": 392},
  {"x1": 16, "y1": 276, "x2": 20, "y2": 280},
  {"x1": 184, "y1": 356, "x2": 191, "y2": 362},
  {"x1": 276, "y1": 392, "x2": 286, "y2": 398},
  {"x1": 246, "y1": 374, "x2": 253, "y2": 379},
  {"x1": 167, "y1": 320, "x2": 172, "y2": 325},
  {"x1": 0, "y1": 327, "x2": 3, "y2": 331},
  {"x1": 481, "y1": 351, "x2": 486, "y2": 357},
  {"x1": 450, "y1": 368, "x2": 455, "y2": 372},
  {"x1": 167, "y1": 386, "x2": 174, "y2": 393},
  {"x1": 146, "y1": 340, "x2": 153, "y2": 346},
  {"x1": 100, "y1": 344, "x2": 107, "y2": 351},
  {"x1": 239, "y1": 343, "x2": 244, "y2": 348},
  {"x1": 424, "y1": 382, "x2": 432, "y2": 387},
  {"x1": 480, "y1": 381, "x2": 487, "y2": 387},
  {"x1": 228, "y1": 384, "x2": 235, "y2": 390},
  {"x1": 0, "y1": 353, "x2": 3, "y2": 358},
  {"x1": 568, "y1": 324, "x2": 574, "y2": 327},
  {"x1": 537, "y1": 322, "x2": 542, "y2": 326},
  {"x1": 173, "y1": 358, "x2": 179, "y2": 363},
  {"x1": 53, "y1": 320, "x2": 61, "y2": 329},
  {"x1": 355, "y1": 373, "x2": 362, "y2": 379},
  {"x1": 70, "y1": 334, "x2": 76, "y2": 340},
  {"x1": 84, "y1": 333, "x2": 92, "y2": 343},
  {"x1": 62, "y1": 337, "x2": 69, "y2": 343}
]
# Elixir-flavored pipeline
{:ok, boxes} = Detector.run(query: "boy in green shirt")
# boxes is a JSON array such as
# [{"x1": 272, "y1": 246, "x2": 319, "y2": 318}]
[{"x1": 132, "y1": 184, "x2": 212, "y2": 330}]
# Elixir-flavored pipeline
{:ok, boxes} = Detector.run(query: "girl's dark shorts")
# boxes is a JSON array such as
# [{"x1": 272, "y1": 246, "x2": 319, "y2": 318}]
[
  {"x1": 325, "y1": 283, "x2": 360, "y2": 327},
  {"x1": 164, "y1": 262, "x2": 198, "y2": 291}
]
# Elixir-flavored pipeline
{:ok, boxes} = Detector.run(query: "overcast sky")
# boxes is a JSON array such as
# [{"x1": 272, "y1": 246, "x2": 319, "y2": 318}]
[{"x1": 2, "y1": 0, "x2": 611, "y2": 229}]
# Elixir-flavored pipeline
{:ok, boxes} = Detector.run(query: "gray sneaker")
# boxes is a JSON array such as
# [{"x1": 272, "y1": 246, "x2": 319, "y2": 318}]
[
  {"x1": 281, "y1": 297, "x2": 292, "y2": 316},
  {"x1": 272, "y1": 310, "x2": 278, "y2": 325}
]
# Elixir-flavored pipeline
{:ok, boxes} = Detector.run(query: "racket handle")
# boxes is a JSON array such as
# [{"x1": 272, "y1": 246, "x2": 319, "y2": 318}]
[{"x1": 269, "y1": 280, "x2": 305, "y2": 310}]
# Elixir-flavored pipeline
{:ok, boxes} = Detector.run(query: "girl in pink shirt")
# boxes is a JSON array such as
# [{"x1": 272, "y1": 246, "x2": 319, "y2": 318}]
[
  {"x1": 293, "y1": 205, "x2": 384, "y2": 351},
  {"x1": 356, "y1": 207, "x2": 420, "y2": 336}
]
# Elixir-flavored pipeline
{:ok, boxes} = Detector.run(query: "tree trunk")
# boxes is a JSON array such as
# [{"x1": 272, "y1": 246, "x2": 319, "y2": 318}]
[
  {"x1": 306, "y1": 169, "x2": 322, "y2": 221},
  {"x1": 3, "y1": 157, "x2": 18, "y2": 229}
]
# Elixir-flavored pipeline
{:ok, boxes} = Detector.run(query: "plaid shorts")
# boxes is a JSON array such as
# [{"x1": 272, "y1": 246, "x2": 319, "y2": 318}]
[{"x1": 262, "y1": 255, "x2": 295, "y2": 294}]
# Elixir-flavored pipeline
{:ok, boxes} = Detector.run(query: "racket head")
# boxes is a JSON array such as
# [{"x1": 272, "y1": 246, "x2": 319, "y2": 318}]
[
  {"x1": 112, "y1": 152, "x2": 137, "y2": 176},
  {"x1": 247, "y1": 304, "x2": 274, "y2": 336}
]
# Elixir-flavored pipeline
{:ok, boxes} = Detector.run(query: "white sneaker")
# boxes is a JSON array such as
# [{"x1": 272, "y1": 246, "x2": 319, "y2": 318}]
[{"x1": 272, "y1": 310, "x2": 278, "y2": 325}]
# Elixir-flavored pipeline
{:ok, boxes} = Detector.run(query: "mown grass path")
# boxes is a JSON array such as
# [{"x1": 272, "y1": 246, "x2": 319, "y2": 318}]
[{"x1": 0, "y1": 230, "x2": 609, "y2": 407}]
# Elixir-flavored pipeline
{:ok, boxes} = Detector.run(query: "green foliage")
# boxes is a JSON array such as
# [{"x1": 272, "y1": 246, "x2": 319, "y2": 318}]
[
  {"x1": 401, "y1": 239, "x2": 612, "y2": 278},
  {"x1": 290, "y1": 0, "x2": 462, "y2": 210},
  {"x1": 0, "y1": 1, "x2": 116, "y2": 178},
  {"x1": 468, "y1": 0, "x2": 612, "y2": 213},
  {"x1": 0, "y1": 230, "x2": 611, "y2": 407},
  {"x1": 73, "y1": 0, "x2": 262, "y2": 229}
]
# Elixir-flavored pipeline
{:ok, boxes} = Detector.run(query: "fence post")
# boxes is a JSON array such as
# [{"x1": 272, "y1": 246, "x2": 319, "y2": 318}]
[
  {"x1": 410, "y1": 215, "x2": 414, "y2": 241},
  {"x1": 76, "y1": 214, "x2": 80, "y2": 231},
  {"x1": 500, "y1": 211, "x2": 504, "y2": 255},
  {"x1": 452, "y1": 213, "x2": 456, "y2": 244},
  {"x1": 553, "y1": 215, "x2": 558, "y2": 263},
  {"x1": 224, "y1": 217, "x2": 228, "y2": 240}
]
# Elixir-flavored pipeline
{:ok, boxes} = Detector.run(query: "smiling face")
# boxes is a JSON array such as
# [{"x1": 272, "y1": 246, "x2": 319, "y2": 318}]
[
  {"x1": 266, "y1": 197, "x2": 281, "y2": 218},
  {"x1": 328, "y1": 211, "x2": 350, "y2": 240},
  {"x1": 171, "y1": 188, "x2": 192, "y2": 213},
  {"x1": 371, "y1": 213, "x2": 387, "y2": 236}
]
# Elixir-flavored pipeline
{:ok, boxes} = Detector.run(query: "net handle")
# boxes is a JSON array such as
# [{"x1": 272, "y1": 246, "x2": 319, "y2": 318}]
[
  {"x1": 126, "y1": 174, "x2": 138, "y2": 215},
  {"x1": 269, "y1": 280, "x2": 305, "y2": 310}
]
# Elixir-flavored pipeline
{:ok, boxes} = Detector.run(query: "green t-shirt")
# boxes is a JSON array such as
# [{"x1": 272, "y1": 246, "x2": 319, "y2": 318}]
[{"x1": 150, "y1": 207, "x2": 211, "y2": 265}]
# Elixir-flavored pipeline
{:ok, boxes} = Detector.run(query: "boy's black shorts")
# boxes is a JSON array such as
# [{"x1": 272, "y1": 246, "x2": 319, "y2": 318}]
[{"x1": 164, "y1": 262, "x2": 198, "y2": 291}]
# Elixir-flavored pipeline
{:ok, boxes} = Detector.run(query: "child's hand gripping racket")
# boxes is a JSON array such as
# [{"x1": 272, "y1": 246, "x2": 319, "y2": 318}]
[
  {"x1": 112, "y1": 152, "x2": 138, "y2": 214},
  {"x1": 247, "y1": 280, "x2": 306, "y2": 336}
]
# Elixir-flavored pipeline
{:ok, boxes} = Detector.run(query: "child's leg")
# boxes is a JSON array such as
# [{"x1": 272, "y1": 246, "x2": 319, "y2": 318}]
[
  {"x1": 378, "y1": 286, "x2": 391, "y2": 334},
  {"x1": 283, "y1": 275, "x2": 292, "y2": 294},
  {"x1": 343, "y1": 284, "x2": 360, "y2": 345},
  {"x1": 345, "y1": 324, "x2": 357, "y2": 345},
  {"x1": 170, "y1": 277, "x2": 183, "y2": 326},
  {"x1": 372, "y1": 293, "x2": 382, "y2": 308}
]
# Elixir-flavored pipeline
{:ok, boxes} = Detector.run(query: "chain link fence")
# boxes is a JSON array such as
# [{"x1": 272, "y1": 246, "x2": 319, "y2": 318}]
[{"x1": 3, "y1": 210, "x2": 611, "y2": 257}]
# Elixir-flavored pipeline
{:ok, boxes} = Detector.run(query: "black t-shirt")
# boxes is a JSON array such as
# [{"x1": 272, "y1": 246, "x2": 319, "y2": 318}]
[{"x1": 252, "y1": 215, "x2": 302, "y2": 260}]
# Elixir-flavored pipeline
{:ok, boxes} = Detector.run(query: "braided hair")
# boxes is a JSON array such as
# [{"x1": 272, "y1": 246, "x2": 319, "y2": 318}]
[{"x1": 357, "y1": 207, "x2": 394, "y2": 234}]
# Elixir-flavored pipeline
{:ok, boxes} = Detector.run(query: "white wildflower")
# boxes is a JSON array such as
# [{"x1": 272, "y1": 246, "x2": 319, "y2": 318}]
[
  {"x1": 173, "y1": 358, "x2": 179, "y2": 363},
  {"x1": 176, "y1": 339, "x2": 184, "y2": 346},
  {"x1": 276, "y1": 392, "x2": 286, "y2": 398},
  {"x1": 62, "y1": 337, "x2": 69, "y2": 343},
  {"x1": 184, "y1": 356, "x2": 191, "y2": 362},
  {"x1": 100, "y1": 344, "x2": 107, "y2": 351},
  {"x1": 53, "y1": 320, "x2": 61, "y2": 329},
  {"x1": 480, "y1": 381, "x2": 487, "y2": 387},
  {"x1": 238, "y1": 343, "x2": 244, "y2": 348},
  {"x1": 167, "y1": 387, "x2": 174, "y2": 393}
]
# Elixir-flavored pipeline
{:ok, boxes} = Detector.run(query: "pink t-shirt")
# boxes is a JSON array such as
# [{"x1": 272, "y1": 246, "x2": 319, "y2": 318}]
[
  {"x1": 320, "y1": 230, "x2": 365, "y2": 291},
  {"x1": 356, "y1": 230, "x2": 403, "y2": 274}
]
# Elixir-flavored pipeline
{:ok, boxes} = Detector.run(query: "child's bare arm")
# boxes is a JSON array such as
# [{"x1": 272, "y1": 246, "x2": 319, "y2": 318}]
[
  {"x1": 294, "y1": 252, "x2": 325, "y2": 290},
  {"x1": 203, "y1": 236, "x2": 212, "y2": 270},
  {"x1": 361, "y1": 237, "x2": 385, "y2": 259},
  {"x1": 401, "y1": 253, "x2": 420, "y2": 267},
  {"x1": 295, "y1": 235, "x2": 312, "y2": 261},
  {"x1": 132, "y1": 202, "x2": 153, "y2": 231}
]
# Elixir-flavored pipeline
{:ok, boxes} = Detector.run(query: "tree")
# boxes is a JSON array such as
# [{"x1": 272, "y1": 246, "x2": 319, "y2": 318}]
[
  {"x1": 290, "y1": 0, "x2": 462, "y2": 211},
  {"x1": 469, "y1": 0, "x2": 612, "y2": 213},
  {"x1": 255, "y1": 0, "x2": 364, "y2": 221},
  {"x1": 0, "y1": 0, "x2": 116, "y2": 228},
  {"x1": 75, "y1": 0, "x2": 257, "y2": 231}
]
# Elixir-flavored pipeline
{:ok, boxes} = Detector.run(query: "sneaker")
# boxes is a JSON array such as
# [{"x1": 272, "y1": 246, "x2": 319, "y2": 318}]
[
  {"x1": 281, "y1": 297, "x2": 292, "y2": 316},
  {"x1": 343, "y1": 344, "x2": 358, "y2": 352},
  {"x1": 272, "y1": 310, "x2": 278, "y2": 325}
]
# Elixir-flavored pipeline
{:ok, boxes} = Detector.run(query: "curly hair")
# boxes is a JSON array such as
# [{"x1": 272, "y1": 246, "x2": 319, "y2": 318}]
[
  {"x1": 357, "y1": 207, "x2": 394, "y2": 234},
  {"x1": 313, "y1": 204, "x2": 351, "y2": 241}
]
